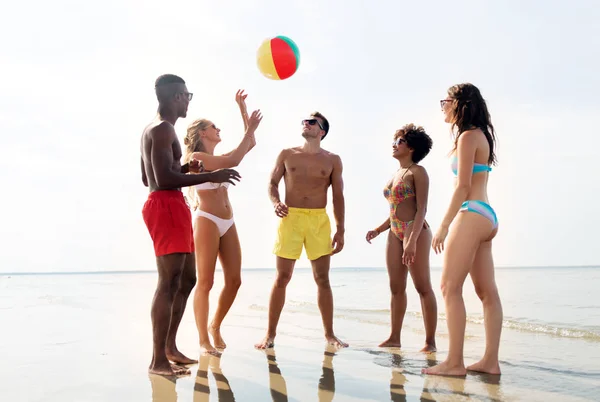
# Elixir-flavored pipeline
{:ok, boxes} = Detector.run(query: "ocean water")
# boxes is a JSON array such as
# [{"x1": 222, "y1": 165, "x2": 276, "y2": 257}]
[{"x1": 1, "y1": 266, "x2": 599, "y2": 401}]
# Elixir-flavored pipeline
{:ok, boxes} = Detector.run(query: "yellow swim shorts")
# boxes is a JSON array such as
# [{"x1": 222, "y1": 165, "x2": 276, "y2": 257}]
[{"x1": 273, "y1": 207, "x2": 333, "y2": 261}]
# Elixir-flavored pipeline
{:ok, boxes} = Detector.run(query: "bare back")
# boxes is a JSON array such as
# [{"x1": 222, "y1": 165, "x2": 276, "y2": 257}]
[
  {"x1": 280, "y1": 147, "x2": 338, "y2": 209},
  {"x1": 141, "y1": 120, "x2": 183, "y2": 192},
  {"x1": 454, "y1": 128, "x2": 492, "y2": 203}
]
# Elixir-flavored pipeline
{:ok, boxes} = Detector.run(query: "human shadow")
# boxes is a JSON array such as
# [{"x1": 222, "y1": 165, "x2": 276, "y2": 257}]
[{"x1": 193, "y1": 355, "x2": 236, "y2": 402}]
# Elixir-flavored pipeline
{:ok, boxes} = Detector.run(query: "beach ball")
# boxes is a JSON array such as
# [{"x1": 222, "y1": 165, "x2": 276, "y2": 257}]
[{"x1": 256, "y1": 36, "x2": 300, "y2": 80}]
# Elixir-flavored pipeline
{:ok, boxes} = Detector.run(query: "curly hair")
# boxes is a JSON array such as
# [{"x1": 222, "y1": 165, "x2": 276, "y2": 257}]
[
  {"x1": 394, "y1": 123, "x2": 433, "y2": 163},
  {"x1": 446, "y1": 83, "x2": 497, "y2": 166}
]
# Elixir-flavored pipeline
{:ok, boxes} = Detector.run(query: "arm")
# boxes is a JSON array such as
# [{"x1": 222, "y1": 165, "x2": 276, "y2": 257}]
[
  {"x1": 151, "y1": 123, "x2": 238, "y2": 188},
  {"x1": 141, "y1": 156, "x2": 148, "y2": 187},
  {"x1": 439, "y1": 131, "x2": 477, "y2": 229},
  {"x1": 238, "y1": 92, "x2": 249, "y2": 131},
  {"x1": 236, "y1": 89, "x2": 255, "y2": 151},
  {"x1": 331, "y1": 155, "x2": 345, "y2": 233},
  {"x1": 269, "y1": 150, "x2": 288, "y2": 206},
  {"x1": 191, "y1": 133, "x2": 254, "y2": 171},
  {"x1": 405, "y1": 167, "x2": 429, "y2": 245},
  {"x1": 191, "y1": 109, "x2": 261, "y2": 170},
  {"x1": 374, "y1": 217, "x2": 391, "y2": 234}
]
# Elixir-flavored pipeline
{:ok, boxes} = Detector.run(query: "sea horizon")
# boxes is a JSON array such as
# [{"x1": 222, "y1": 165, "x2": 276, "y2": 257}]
[{"x1": 1, "y1": 264, "x2": 599, "y2": 276}]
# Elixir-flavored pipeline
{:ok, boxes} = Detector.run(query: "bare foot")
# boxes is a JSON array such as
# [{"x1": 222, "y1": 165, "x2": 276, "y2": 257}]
[
  {"x1": 421, "y1": 360, "x2": 466, "y2": 376},
  {"x1": 166, "y1": 348, "x2": 198, "y2": 365},
  {"x1": 148, "y1": 362, "x2": 191, "y2": 376},
  {"x1": 200, "y1": 342, "x2": 222, "y2": 357},
  {"x1": 467, "y1": 359, "x2": 501, "y2": 375},
  {"x1": 326, "y1": 334, "x2": 349, "y2": 348},
  {"x1": 379, "y1": 337, "x2": 401, "y2": 348},
  {"x1": 209, "y1": 325, "x2": 227, "y2": 349},
  {"x1": 254, "y1": 335, "x2": 275, "y2": 349},
  {"x1": 419, "y1": 343, "x2": 437, "y2": 353}
]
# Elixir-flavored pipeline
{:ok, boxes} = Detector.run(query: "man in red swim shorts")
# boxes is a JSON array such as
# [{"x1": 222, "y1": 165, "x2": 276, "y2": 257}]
[{"x1": 140, "y1": 74, "x2": 242, "y2": 377}]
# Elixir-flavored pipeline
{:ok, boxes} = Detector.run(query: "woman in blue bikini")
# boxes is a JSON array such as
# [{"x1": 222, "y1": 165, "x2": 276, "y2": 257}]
[
  {"x1": 423, "y1": 83, "x2": 503, "y2": 376},
  {"x1": 183, "y1": 90, "x2": 262, "y2": 356}
]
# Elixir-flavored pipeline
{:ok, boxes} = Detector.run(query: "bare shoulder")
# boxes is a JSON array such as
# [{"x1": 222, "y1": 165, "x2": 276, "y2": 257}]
[
  {"x1": 147, "y1": 120, "x2": 176, "y2": 141},
  {"x1": 411, "y1": 164, "x2": 428, "y2": 174},
  {"x1": 278, "y1": 147, "x2": 297, "y2": 160},
  {"x1": 459, "y1": 128, "x2": 482, "y2": 142},
  {"x1": 411, "y1": 164, "x2": 429, "y2": 178},
  {"x1": 321, "y1": 148, "x2": 342, "y2": 163}
]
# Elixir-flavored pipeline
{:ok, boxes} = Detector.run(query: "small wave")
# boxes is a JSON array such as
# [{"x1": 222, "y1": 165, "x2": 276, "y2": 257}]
[{"x1": 248, "y1": 303, "x2": 600, "y2": 342}]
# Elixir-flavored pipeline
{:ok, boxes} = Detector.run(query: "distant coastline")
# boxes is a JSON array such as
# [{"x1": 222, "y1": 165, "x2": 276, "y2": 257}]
[{"x1": 1, "y1": 265, "x2": 599, "y2": 276}]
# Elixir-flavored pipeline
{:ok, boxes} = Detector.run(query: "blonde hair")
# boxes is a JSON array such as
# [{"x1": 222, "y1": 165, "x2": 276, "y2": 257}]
[{"x1": 183, "y1": 118, "x2": 211, "y2": 210}]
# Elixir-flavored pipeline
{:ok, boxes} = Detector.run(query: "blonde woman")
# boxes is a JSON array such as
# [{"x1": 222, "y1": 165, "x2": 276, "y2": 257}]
[{"x1": 184, "y1": 90, "x2": 263, "y2": 356}]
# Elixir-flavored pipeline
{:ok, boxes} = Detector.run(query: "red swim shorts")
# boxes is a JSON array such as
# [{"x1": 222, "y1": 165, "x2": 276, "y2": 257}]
[{"x1": 142, "y1": 190, "x2": 194, "y2": 257}]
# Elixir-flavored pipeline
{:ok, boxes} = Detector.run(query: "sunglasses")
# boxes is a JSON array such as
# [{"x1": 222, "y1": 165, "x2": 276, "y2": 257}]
[
  {"x1": 393, "y1": 138, "x2": 407, "y2": 147},
  {"x1": 440, "y1": 99, "x2": 452, "y2": 109},
  {"x1": 302, "y1": 118, "x2": 324, "y2": 131},
  {"x1": 181, "y1": 92, "x2": 193, "y2": 101}
]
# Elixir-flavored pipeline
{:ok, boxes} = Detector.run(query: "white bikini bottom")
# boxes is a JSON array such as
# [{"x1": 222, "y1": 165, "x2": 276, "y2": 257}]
[{"x1": 194, "y1": 210, "x2": 235, "y2": 237}]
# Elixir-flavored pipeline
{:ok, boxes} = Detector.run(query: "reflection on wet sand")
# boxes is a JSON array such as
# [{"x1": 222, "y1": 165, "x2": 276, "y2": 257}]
[
  {"x1": 264, "y1": 349, "x2": 288, "y2": 402},
  {"x1": 374, "y1": 349, "x2": 505, "y2": 401},
  {"x1": 317, "y1": 345, "x2": 337, "y2": 402},
  {"x1": 149, "y1": 374, "x2": 178, "y2": 402},
  {"x1": 262, "y1": 345, "x2": 339, "y2": 402},
  {"x1": 193, "y1": 355, "x2": 235, "y2": 402}
]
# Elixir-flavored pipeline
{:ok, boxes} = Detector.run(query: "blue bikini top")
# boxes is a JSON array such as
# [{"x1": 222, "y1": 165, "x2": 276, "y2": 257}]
[{"x1": 451, "y1": 156, "x2": 492, "y2": 176}]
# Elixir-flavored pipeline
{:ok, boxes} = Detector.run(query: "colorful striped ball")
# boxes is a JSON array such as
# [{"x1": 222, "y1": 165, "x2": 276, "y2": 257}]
[{"x1": 256, "y1": 36, "x2": 300, "y2": 80}]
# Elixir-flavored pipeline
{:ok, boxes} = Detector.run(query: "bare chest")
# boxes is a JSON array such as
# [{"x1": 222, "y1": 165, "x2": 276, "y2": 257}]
[
  {"x1": 285, "y1": 155, "x2": 333, "y2": 182},
  {"x1": 171, "y1": 140, "x2": 183, "y2": 167}
]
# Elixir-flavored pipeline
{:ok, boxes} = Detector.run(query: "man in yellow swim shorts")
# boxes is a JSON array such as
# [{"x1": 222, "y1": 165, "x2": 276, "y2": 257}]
[{"x1": 255, "y1": 111, "x2": 348, "y2": 350}]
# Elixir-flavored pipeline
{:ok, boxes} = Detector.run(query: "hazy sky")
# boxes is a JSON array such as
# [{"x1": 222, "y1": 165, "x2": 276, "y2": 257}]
[{"x1": 2, "y1": 0, "x2": 599, "y2": 273}]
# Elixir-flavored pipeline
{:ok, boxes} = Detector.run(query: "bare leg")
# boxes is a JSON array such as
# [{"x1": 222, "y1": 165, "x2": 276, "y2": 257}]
[
  {"x1": 192, "y1": 217, "x2": 221, "y2": 357},
  {"x1": 311, "y1": 255, "x2": 348, "y2": 348},
  {"x1": 407, "y1": 226, "x2": 438, "y2": 352},
  {"x1": 423, "y1": 213, "x2": 494, "y2": 376},
  {"x1": 380, "y1": 231, "x2": 408, "y2": 348},
  {"x1": 149, "y1": 253, "x2": 191, "y2": 376},
  {"x1": 210, "y1": 224, "x2": 242, "y2": 349},
  {"x1": 166, "y1": 252, "x2": 198, "y2": 365},
  {"x1": 255, "y1": 257, "x2": 296, "y2": 349},
  {"x1": 467, "y1": 239, "x2": 502, "y2": 374}
]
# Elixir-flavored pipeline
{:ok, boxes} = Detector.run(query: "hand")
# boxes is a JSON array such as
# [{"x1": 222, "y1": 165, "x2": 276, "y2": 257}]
[
  {"x1": 402, "y1": 240, "x2": 417, "y2": 266},
  {"x1": 365, "y1": 230, "x2": 379, "y2": 244},
  {"x1": 235, "y1": 89, "x2": 248, "y2": 110},
  {"x1": 432, "y1": 226, "x2": 449, "y2": 254},
  {"x1": 274, "y1": 201, "x2": 288, "y2": 218},
  {"x1": 208, "y1": 168, "x2": 241, "y2": 185},
  {"x1": 247, "y1": 109, "x2": 263, "y2": 133},
  {"x1": 189, "y1": 159, "x2": 204, "y2": 174},
  {"x1": 331, "y1": 230, "x2": 345, "y2": 255}
]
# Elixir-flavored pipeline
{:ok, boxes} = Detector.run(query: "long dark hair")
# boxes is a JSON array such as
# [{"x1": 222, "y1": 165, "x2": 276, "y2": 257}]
[{"x1": 447, "y1": 83, "x2": 497, "y2": 166}]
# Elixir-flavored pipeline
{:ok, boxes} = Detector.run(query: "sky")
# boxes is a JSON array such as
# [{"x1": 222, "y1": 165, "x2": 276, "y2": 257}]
[{"x1": 1, "y1": 0, "x2": 599, "y2": 273}]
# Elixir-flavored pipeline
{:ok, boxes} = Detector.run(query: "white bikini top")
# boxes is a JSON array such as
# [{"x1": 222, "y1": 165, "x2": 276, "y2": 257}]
[{"x1": 194, "y1": 182, "x2": 230, "y2": 191}]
